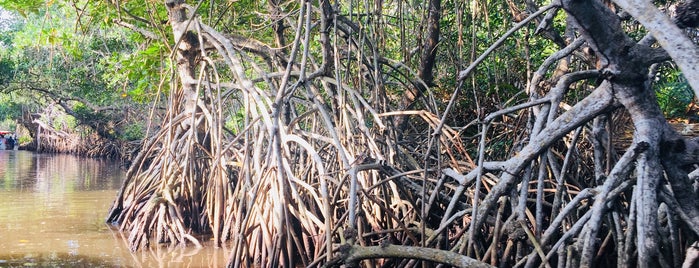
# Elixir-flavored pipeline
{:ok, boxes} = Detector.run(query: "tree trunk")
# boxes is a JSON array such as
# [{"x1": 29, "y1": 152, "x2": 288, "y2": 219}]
[
  {"x1": 561, "y1": 0, "x2": 699, "y2": 266},
  {"x1": 399, "y1": 0, "x2": 441, "y2": 112},
  {"x1": 166, "y1": 0, "x2": 199, "y2": 117}
]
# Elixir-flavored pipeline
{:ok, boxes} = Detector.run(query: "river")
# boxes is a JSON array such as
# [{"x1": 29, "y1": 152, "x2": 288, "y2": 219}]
[{"x1": 0, "y1": 150, "x2": 229, "y2": 267}]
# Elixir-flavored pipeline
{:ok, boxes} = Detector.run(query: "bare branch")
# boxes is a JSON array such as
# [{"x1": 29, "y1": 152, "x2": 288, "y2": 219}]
[
  {"x1": 611, "y1": 0, "x2": 699, "y2": 98},
  {"x1": 333, "y1": 244, "x2": 494, "y2": 268}
]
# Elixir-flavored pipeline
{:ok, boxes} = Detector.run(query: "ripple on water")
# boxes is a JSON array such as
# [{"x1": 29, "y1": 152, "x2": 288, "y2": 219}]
[
  {"x1": 0, "y1": 253, "x2": 124, "y2": 268},
  {"x1": 0, "y1": 151, "x2": 229, "y2": 268}
]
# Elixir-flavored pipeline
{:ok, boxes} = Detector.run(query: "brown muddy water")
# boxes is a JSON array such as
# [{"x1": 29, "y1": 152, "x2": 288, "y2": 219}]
[{"x1": 0, "y1": 151, "x2": 229, "y2": 267}]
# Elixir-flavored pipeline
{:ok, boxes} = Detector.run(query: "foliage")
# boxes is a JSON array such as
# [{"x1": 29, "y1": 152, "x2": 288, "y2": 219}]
[
  {"x1": 120, "y1": 123, "x2": 144, "y2": 141},
  {"x1": 0, "y1": 0, "x2": 43, "y2": 17},
  {"x1": 17, "y1": 134, "x2": 30, "y2": 144},
  {"x1": 0, "y1": 2, "x2": 154, "y2": 155},
  {"x1": 0, "y1": 118, "x2": 14, "y2": 130},
  {"x1": 0, "y1": 94, "x2": 20, "y2": 119},
  {"x1": 104, "y1": 42, "x2": 169, "y2": 102},
  {"x1": 654, "y1": 67, "x2": 693, "y2": 118}
]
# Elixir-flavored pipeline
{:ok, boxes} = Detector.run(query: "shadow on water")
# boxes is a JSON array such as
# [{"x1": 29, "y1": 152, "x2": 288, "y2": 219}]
[
  {"x1": 0, "y1": 253, "x2": 117, "y2": 267},
  {"x1": 0, "y1": 151, "x2": 229, "y2": 268}
]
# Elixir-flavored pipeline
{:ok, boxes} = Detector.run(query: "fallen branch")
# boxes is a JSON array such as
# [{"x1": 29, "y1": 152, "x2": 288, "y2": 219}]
[{"x1": 330, "y1": 244, "x2": 494, "y2": 268}]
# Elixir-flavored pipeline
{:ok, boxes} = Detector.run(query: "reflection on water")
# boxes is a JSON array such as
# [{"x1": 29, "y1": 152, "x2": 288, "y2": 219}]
[{"x1": 0, "y1": 151, "x2": 229, "y2": 267}]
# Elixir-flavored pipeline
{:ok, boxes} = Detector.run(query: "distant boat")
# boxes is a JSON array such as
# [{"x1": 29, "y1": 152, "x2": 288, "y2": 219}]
[{"x1": 0, "y1": 131, "x2": 14, "y2": 150}]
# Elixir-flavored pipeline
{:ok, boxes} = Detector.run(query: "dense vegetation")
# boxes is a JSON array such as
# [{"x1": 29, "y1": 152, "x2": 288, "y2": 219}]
[
  {"x1": 0, "y1": 3, "x2": 150, "y2": 157},
  {"x1": 1, "y1": 0, "x2": 699, "y2": 267}
]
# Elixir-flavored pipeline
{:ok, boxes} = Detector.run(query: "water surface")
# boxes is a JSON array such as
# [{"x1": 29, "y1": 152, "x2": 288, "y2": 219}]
[{"x1": 0, "y1": 151, "x2": 228, "y2": 267}]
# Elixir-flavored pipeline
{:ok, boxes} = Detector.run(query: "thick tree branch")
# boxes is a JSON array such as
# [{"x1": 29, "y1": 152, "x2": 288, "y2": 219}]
[
  {"x1": 114, "y1": 20, "x2": 159, "y2": 40},
  {"x1": 331, "y1": 244, "x2": 494, "y2": 268},
  {"x1": 610, "y1": 0, "x2": 699, "y2": 98},
  {"x1": 472, "y1": 83, "x2": 614, "y2": 230}
]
